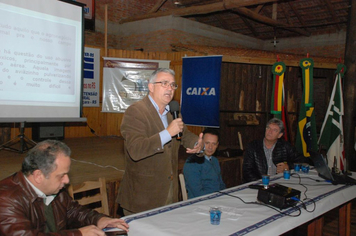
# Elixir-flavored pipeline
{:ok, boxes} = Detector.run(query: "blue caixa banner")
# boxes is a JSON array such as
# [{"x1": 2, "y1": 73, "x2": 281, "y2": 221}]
[{"x1": 181, "y1": 56, "x2": 222, "y2": 127}]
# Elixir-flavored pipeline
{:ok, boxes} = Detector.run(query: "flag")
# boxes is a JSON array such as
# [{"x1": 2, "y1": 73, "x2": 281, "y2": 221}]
[
  {"x1": 318, "y1": 63, "x2": 346, "y2": 170},
  {"x1": 296, "y1": 58, "x2": 318, "y2": 157},
  {"x1": 280, "y1": 87, "x2": 289, "y2": 141},
  {"x1": 181, "y1": 56, "x2": 222, "y2": 127},
  {"x1": 271, "y1": 61, "x2": 289, "y2": 140}
]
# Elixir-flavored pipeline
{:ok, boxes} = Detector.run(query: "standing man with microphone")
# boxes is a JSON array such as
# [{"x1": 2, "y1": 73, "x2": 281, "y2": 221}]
[{"x1": 117, "y1": 68, "x2": 203, "y2": 216}]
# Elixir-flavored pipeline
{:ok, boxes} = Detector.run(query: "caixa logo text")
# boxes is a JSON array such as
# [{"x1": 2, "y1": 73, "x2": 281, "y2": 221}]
[{"x1": 186, "y1": 87, "x2": 216, "y2": 96}]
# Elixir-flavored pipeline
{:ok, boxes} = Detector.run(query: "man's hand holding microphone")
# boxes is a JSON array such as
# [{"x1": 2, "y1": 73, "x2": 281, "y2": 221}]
[{"x1": 168, "y1": 101, "x2": 203, "y2": 154}]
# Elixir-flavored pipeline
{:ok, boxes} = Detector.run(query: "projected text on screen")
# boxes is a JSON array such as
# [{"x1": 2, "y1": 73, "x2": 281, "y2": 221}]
[
  {"x1": 0, "y1": 0, "x2": 83, "y2": 119},
  {"x1": 0, "y1": 4, "x2": 78, "y2": 105}
]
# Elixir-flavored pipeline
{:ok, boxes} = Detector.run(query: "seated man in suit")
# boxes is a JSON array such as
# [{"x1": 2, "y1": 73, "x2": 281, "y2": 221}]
[
  {"x1": 183, "y1": 128, "x2": 226, "y2": 199},
  {"x1": 0, "y1": 139, "x2": 129, "y2": 236},
  {"x1": 243, "y1": 118, "x2": 306, "y2": 183}
]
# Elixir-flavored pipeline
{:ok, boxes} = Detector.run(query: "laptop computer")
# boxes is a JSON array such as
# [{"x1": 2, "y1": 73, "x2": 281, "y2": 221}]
[{"x1": 309, "y1": 151, "x2": 356, "y2": 185}]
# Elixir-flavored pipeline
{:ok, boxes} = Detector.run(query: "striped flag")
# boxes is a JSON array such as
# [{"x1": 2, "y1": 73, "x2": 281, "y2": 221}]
[
  {"x1": 318, "y1": 64, "x2": 346, "y2": 170},
  {"x1": 271, "y1": 61, "x2": 288, "y2": 140},
  {"x1": 296, "y1": 58, "x2": 318, "y2": 157}
]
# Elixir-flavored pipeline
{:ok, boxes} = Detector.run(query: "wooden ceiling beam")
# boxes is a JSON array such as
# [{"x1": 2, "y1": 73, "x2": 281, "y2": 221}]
[
  {"x1": 223, "y1": 0, "x2": 279, "y2": 8},
  {"x1": 288, "y1": 1, "x2": 306, "y2": 27},
  {"x1": 240, "y1": 16, "x2": 259, "y2": 37},
  {"x1": 272, "y1": 2, "x2": 277, "y2": 20},
  {"x1": 148, "y1": 0, "x2": 168, "y2": 14},
  {"x1": 254, "y1": 4, "x2": 264, "y2": 14},
  {"x1": 215, "y1": 14, "x2": 233, "y2": 32},
  {"x1": 239, "y1": 4, "x2": 265, "y2": 37},
  {"x1": 233, "y1": 7, "x2": 310, "y2": 36},
  {"x1": 322, "y1": 0, "x2": 341, "y2": 30},
  {"x1": 120, "y1": 0, "x2": 310, "y2": 37},
  {"x1": 281, "y1": 3, "x2": 293, "y2": 25},
  {"x1": 119, "y1": 0, "x2": 280, "y2": 23}
]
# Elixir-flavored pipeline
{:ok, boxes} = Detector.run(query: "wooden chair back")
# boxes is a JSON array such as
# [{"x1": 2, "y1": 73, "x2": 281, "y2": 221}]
[
  {"x1": 68, "y1": 177, "x2": 110, "y2": 215},
  {"x1": 179, "y1": 173, "x2": 188, "y2": 201}
]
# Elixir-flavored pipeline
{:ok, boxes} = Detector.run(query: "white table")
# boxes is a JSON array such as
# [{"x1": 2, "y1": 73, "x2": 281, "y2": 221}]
[{"x1": 123, "y1": 170, "x2": 356, "y2": 236}]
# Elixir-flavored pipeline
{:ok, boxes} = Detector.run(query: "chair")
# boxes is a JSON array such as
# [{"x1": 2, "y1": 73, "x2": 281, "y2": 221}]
[
  {"x1": 179, "y1": 173, "x2": 188, "y2": 201},
  {"x1": 68, "y1": 177, "x2": 110, "y2": 215}
]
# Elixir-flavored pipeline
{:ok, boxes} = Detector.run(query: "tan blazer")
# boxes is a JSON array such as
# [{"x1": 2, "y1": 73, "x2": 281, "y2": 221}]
[{"x1": 117, "y1": 96, "x2": 197, "y2": 213}]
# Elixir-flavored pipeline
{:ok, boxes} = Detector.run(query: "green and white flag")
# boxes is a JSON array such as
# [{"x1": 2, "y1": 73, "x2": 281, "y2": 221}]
[{"x1": 318, "y1": 64, "x2": 346, "y2": 170}]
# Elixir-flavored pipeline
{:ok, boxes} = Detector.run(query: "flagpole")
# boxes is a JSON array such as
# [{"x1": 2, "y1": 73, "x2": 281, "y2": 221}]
[
  {"x1": 343, "y1": 0, "x2": 356, "y2": 171},
  {"x1": 318, "y1": 64, "x2": 346, "y2": 170}
]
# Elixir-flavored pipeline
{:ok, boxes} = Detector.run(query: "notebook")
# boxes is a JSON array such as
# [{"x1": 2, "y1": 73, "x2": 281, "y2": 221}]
[{"x1": 309, "y1": 151, "x2": 356, "y2": 185}]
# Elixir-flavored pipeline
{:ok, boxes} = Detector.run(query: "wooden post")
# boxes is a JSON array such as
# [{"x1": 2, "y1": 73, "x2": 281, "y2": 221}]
[
  {"x1": 338, "y1": 202, "x2": 352, "y2": 236},
  {"x1": 104, "y1": 4, "x2": 108, "y2": 57},
  {"x1": 307, "y1": 216, "x2": 324, "y2": 236},
  {"x1": 344, "y1": 0, "x2": 356, "y2": 171},
  {"x1": 0, "y1": 126, "x2": 11, "y2": 144},
  {"x1": 238, "y1": 132, "x2": 243, "y2": 150}
]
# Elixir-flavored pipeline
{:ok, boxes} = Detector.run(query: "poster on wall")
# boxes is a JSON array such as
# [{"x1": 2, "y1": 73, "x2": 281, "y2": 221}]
[
  {"x1": 102, "y1": 58, "x2": 170, "y2": 113},
  {"x1": 75, "y1": 0, "x2": 95, "y2": 30},
  {"x1": 75, "y1": 0, "x2": 94, "y2": 19},
  {"x1": 83, "y1": 47, "x2": 100, "y2": 107},
  {"x1": 181, "y1": 56, "x2": 222, "y2": 127}
]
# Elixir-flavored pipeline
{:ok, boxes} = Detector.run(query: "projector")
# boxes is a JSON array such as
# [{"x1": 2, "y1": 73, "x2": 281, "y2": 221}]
[{"x1": 257, "y1": 183, "x2": 301, "y2": 209}]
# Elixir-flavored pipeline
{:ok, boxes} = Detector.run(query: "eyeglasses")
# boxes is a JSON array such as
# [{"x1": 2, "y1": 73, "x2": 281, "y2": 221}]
[{"x1": 152, "y1": 81, "x2": 178, "y2": 90}]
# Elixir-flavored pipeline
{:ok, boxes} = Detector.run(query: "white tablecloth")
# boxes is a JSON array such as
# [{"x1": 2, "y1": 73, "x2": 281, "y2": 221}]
[{"x1": 123, "y1": 170, "x2": 356, "y2": 236}]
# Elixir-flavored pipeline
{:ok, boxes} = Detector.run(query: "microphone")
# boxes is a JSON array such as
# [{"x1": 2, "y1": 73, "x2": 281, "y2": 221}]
[{"x1": 169, "y1": 100, "x2": 182, "y2": 139}]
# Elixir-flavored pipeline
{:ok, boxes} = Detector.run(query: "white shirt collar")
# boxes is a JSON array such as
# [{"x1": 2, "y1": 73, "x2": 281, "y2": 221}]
[
  {"x1": 24, "y1": 175, "x2": 56, "y2": 205},
  {"x1": 148, "y1": 95, "x2": 169, "y2": 115}
]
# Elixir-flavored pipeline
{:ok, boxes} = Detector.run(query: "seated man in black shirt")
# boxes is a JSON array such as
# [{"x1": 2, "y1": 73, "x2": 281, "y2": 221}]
[{"x1": 243, "y1": 118, "x2": 306, "y2": 183}]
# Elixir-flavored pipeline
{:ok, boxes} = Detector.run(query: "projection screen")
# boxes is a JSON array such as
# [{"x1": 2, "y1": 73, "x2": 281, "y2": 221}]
[{"x1": 0, "y1": 0, "x2": 85, "y2": 122}]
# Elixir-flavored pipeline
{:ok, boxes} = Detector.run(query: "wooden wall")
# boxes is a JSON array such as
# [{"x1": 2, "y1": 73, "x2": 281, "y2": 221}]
[
  {"x1": 219, "y1": 62, "x2": 335, "y2": 148},
  {"x1": 1, "y1": 48, "x2": 336, "y2": 149},
  {"x1": 68, "y1": 49, "x2": 178, "y2": 138}
]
